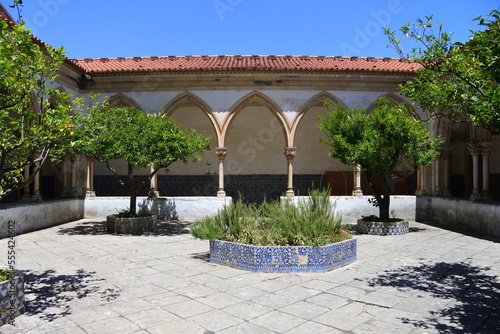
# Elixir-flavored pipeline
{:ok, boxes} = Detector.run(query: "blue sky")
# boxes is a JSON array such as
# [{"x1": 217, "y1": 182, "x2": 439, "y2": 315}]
[{"x1": 5, "y1": 0, "x2": 499, "y2": 59}]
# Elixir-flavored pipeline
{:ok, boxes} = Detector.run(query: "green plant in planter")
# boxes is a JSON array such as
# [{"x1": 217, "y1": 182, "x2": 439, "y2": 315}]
[
  {"x1": 0, "y1": 268, "x2": 15, "y2": 282},
  {"x1": 115, "y1": 207, "x2": 152, "y2": 218},
  {"x1": 318, "y1": 97, "x2": 442, "y2": 221},
  {"x1": 190, "y1": 188, "x2": 348, "y2": 246}
]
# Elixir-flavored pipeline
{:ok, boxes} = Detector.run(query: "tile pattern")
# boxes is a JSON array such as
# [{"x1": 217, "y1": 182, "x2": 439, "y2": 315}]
[
  {"x1": 0, "y1": 276, "x2": 25, "y2": 326},
  {"x1": 356, "y1": 219, "x2": 409, "y2": 235},
  {"x1": 94, "y1": 174, "x2": 322, "y2": 203},
  {"x1": 210, "y1": 239, "x2": 357, "y2": 273}
]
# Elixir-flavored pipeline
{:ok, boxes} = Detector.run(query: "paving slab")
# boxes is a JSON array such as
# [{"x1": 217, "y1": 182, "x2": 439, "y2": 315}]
[{"x1": 0, "y1": 219, "x2": 498, "y2": 333}]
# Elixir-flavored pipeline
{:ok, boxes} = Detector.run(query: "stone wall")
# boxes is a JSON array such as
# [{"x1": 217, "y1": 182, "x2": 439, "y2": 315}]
[
  {"x1": 416, "y1": 196, "x2": 500, "y2": 237},
  {"x1": 84, "y1": 196, "x2": 232, "y2": 221},
  {"x1": 0, "y1": 199, "x2": 84, "y2": 238},
  {"x1": 284, "y1": 196, "x2": 417, "y2": 225}
]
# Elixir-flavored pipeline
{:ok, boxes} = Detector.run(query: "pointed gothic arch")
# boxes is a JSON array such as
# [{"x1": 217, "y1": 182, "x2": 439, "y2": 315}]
[
  {"x1": 108, "y1": 93, "x2": 142, "y2": 110},
  {"x1": 162, "y1": 92, "x2": 221, "y2": 146},
  {"x1": 222, "y1": 91, "x2": 289, "y2": 146},
  {"x1": 291, "y1": 91, "x2": 347, "y2": 144}
]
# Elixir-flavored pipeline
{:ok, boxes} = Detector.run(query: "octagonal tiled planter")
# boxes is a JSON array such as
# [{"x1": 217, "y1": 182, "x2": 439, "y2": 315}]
[
  {"x1": 0, "y1": 274, "x2": 25, "y2": 326},
  {"x1": 209, "y1": 238, "x2": 356, "y2": 273},
  {"x1": 356, "y1": 218, "x2": 409, "y2": 235},
  {"x1": 106, "y1": 215, "x2": 157, "y2": 235}
]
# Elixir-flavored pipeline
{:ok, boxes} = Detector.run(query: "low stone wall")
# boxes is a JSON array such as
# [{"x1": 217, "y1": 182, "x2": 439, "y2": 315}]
[
  {"x1": 0, "y1": 199, "x2": 84, "y2": 239},
  {"x1": 283, "y1": 196, "x2": 416, "y2": 224},
  {"x1": 84, "y1": 196, "x2": 232, "y2": 221},
  {"x1": 416, "y1": 196, "x2": 500, "y2": 237}
]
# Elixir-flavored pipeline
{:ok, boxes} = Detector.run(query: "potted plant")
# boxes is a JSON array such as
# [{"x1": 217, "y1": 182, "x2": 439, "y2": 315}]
[
  {"x1": 0, "y1": 268, "x2": 25, "y2": 326},
  {"x1": 190, "y1": 188, "x2": 356, "y2": 272},
  {"x1": 318, "y1": 97, "x2": 442, "y2": 235},
  {"x1": 74, "y1": 99, "x2": 210, "y2": 234}
]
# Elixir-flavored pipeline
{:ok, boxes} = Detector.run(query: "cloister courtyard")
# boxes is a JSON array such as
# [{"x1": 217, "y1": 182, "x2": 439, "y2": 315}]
[{"x1": 0, "y1": 218, "x2": 498, "y2": 333}]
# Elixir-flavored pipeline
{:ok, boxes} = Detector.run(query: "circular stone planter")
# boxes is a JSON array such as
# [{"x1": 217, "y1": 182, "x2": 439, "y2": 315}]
[
  {"x1": 209, "y1": 238, "x2": 356, "y2": 273},
  {"x1": 0, "y1": 273, "x2": 25, "y2": 326},
  {"x1": 356, "y1": 218, "x2": 409, "y2": 236},
  {"x1": 106, "y1": 215, "x2": 157, "y2": 235}
]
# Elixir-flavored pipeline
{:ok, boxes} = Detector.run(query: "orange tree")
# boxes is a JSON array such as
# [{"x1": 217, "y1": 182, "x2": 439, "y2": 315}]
[
  {"x1": 318, "y1": 97, "x2": 442, "y2": 220},
  {"x1": 75, "y1": 101, "x2": 210, "y2": 215},
  {"x1": 0, "y1": 19, "x2": 77, "y2": 200}
]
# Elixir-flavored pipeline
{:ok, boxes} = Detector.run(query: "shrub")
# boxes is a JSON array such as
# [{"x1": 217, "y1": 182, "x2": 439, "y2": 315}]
[
  {"x1": 0, "y1": 269, "x2": 15, "y2": 282},
  {"x1": 190, "y1": 188, "x2": 348, "y2": 246}
]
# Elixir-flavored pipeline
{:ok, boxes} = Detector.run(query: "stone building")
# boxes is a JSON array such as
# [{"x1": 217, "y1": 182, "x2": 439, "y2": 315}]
[{"x1": 1, "y1": 4, "x2": 499, "y2": 236}]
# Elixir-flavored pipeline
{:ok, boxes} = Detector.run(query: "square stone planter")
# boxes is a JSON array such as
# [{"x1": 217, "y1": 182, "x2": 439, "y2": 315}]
[
  {"x1": 106, "y1": 215, "x2": 157, "y2": 235},
  {"x1": 209, "y1": 238, "x2": 357, "y2": 273},
  {"x1": 0, "y1": 274, "x2": 25, "y2": 326},
  {"x1": 356, "y1": 218, "x2": 409, "y2": 235}
]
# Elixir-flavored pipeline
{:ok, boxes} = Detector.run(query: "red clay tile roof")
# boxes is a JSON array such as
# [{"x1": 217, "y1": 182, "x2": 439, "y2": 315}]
[
  {"x1": 73, "y1": 55, "x2": 420, "y2": 75},
  {"x1": 0, "y1": 2, "x2": 16, "y2": 25},
  {"x1": 2, "y1": 3, "x2": 418, "y2": 77}
]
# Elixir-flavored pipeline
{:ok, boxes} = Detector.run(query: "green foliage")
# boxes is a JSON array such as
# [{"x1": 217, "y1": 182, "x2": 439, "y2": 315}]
[
  {"x1": 74, "y1": 100, "x2": 210, "y2": 213},
  {"x1": 0, "y1": 268, "x2": 15, "y2": 282},
  {"x1": 115, "y1": 207, "x2": 151, "y2": 218},
  {"x1": 317, "y1": 97, "x2": 442, "y2": 220},
  {"x1": 385, "y1": 10, "x2": 500, "y2": 133},
  {"x1": 190, "y1": 188, "x2": 347, "y2": 247},
  {"x1": 0, "y1": 20, "x2": 79, "y2": 199}
]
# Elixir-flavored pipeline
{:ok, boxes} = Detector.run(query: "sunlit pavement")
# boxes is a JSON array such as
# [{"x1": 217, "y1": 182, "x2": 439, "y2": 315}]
[{"x1": 0, "y1": 219, "x2": 498, "y2": 333}]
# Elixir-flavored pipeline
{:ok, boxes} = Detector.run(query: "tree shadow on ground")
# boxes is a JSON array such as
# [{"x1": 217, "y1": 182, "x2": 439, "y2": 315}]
[
  {"x1": 367, "y1": 262, "x2": 499, "y2": 333},
  {"x1": 57, "y1": 220, "x2": 192, "y2": 236},
  {"x1": 21, "y1": 269, "x2": 120, "y2": 322},
  {"x1": 190, "y1": 252, "x2": 210, "y2": 262}
]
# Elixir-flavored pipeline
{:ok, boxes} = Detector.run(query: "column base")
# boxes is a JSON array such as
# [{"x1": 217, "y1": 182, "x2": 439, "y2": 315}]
[
  {"x1": 86, "y1": 191, "x2": 96, "y2": 198},
  {"x1": 31, "y1": 194, "x2": 42, "y2": 202},
  {"x1": 352, "y1": 189, "x2": 363, "y2": 198},
  {"x1": 285, "y1": 189, "x2": 295, "y2": 197},
  {"x1": 432, "y1": 190, "x2": 442, "y2": 197},
  {"x1": 470, "y1": 192, "x2": 481, "y2": 201},
  {"x1": 217, "y1": 190, "x2": 226, "y2": 198},
  {"x1": 415, "y1": 189, "x2": 428, "y2": 196},
  {"x1": 148, "y1": 190, "x2": 160, "y2": 198}
]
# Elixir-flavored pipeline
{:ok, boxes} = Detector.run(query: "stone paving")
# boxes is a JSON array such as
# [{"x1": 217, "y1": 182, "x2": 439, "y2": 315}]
[{"x1": 0, "y1": 219, "x2": 498, "y2": 333}]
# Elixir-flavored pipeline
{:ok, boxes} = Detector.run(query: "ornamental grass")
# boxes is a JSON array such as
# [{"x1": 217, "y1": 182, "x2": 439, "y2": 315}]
[{"x1": 190, "y1": 188, "x2": 350, "y2": 247}]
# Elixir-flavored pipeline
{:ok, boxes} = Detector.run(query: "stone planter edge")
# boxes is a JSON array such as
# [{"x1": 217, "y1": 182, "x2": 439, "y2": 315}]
[
  {"x1": 356, "y1": 218, "x2": 409, "y2": 235},
  {"x1": 209, "y1": 237, "x2": 357, "y2": 273},
  {"x1": 0, "y1": 273, "x2": 25, "y2": 326}
]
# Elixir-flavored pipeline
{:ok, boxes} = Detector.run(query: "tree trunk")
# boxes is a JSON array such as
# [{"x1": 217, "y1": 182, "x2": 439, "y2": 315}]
[
  {"x1": 128, "y1": 163, "x2": 137, "y2": 214},
  {"x1": 378, "y1": 172, "x2": 392, "y2": 221}
]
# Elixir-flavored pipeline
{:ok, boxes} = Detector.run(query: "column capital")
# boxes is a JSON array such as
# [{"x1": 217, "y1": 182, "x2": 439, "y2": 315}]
[
  {"x1": 215, "y1": 147, "x2": 227, "y2": 160},
  {"x1": 466, "y1": 143, "x2": 482, "y2": 156},
  {"x1": 284, "y1": 147, "x2": 297, "y2": 160},
  {"x1": 440, "y1": 147, "x2": 452, "y2": 158}
]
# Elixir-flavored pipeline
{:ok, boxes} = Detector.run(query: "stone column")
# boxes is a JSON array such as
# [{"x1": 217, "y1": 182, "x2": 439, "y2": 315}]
[
  {"x1": 71, "y1": 162, "x2": 77, "y2": 197},
  {"x1": 20, "y1": 167, "x2": 31, "y2": 202},
  {"x1": 86, "y1": 157, "x2": 96, "y2": 197},
  {"x1": 467, "y1": 143, "x2": 481, "y2": 201},
  {"x1": 149, "y1": 166, "x2": 160, "y2": 198},
  {"x1": 216, "y1": 148, "x2": 227, "y2": 197},
  {"x1": 432, "y1": 155, "x2": 441, "y2": 196},
  {"x1": 352, "y1": 165, "x2": 363, "y2": 197},
  {"x1": 441, "y1": 148, "x2": 452, "y2": 197},
  {"x1": 284, "y1": 147, "x2": 296, "y2": 197},
  {"x1": 416, "y1": 165, "x2": 428, "y2": 195},
  {"x1": 480, "y1": 144, "x2": 492, "y2": 201},
  {"x1": 32, "y1": 158, "x2": 42, "y2": 202},
  {"x1": 61, "y1": 160, "x2": 77, "y2": 198}
]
